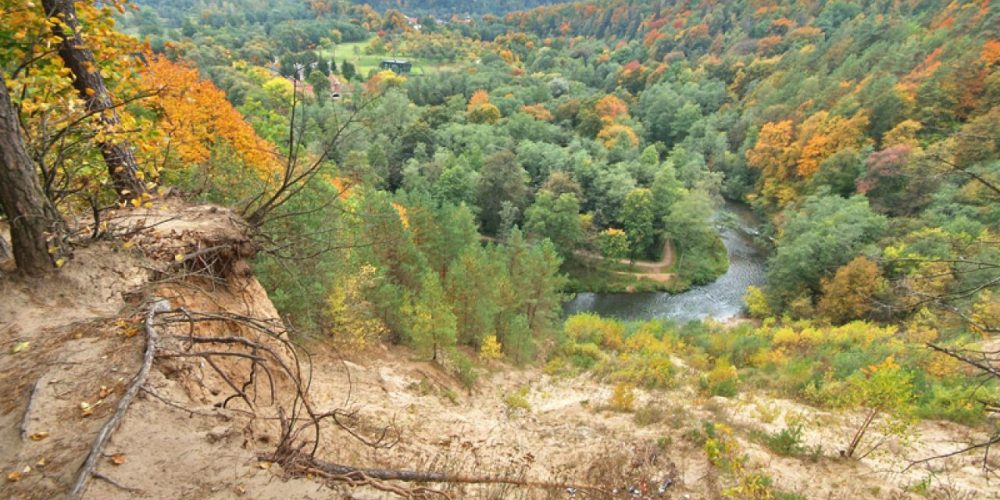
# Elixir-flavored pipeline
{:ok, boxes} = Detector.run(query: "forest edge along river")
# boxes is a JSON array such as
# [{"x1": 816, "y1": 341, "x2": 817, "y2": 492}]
[{"x1": 564, "y1": 201, "x2": 767, "y2": 322}]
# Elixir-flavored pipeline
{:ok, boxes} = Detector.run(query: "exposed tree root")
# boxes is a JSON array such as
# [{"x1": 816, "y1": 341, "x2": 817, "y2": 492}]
[
  {"x1": 69, "y1": 299, "x2": 170, "y2": 499},
  {"x1": 91, "y1": 471, "x2": 142, "y2": 494}
]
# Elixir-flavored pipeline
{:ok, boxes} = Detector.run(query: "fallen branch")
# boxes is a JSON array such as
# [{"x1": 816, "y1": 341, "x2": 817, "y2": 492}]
[
  {"x1": 266, "y1": 451, "x2": 608, "y2": 497},
  {"x1": 905, "y1": 435, "x2": 1000, "y2": 472},
  {"x1": 69, "y1": 299, "x2": 170, "y2": 500}
]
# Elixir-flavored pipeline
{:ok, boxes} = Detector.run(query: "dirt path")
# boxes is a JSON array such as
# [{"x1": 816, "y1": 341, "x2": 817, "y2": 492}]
[{"x1": 577, "y1": 239, "x2": 676, "y2": 282}]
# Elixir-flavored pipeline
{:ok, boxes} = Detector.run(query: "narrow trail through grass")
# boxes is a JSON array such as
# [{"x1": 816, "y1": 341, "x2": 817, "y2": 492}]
[{"x1": 576, "y1": 240, "x2": 676, "y2": 284}]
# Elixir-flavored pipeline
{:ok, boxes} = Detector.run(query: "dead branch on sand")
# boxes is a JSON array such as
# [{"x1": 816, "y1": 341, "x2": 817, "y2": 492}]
[
  {"x1": 265, "y1": 450, "x2": 610, "y2": 499},
  {"x1": 69, "y1": 299, "x2": 170, "y2": 500},
  {"x1": 19, "y1": 378, "x2": 40, "y2": 442}
]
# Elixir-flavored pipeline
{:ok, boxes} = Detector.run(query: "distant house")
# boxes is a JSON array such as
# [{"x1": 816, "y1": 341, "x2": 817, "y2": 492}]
[
  {"x1": 379, "y1": 59, "x2": 412, "y2": 74},
  {"x1": 328, "y1": 74, "x2": 347, "y2": 99}
]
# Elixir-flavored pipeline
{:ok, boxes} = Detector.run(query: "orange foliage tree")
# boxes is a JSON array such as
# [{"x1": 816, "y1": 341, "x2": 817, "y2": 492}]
[
  {"x1": 466, "y1": 89, "x2": 501, "y2": 124},
  {"x1": 795, "y1": 111, "x2": 870, "y2": 178},
  {"x1": 520, "y1": 103, "x2": 553, "y2": 121},
  {"x1": 982, "y1": 40, "x2": 1000, "y2": 66},
  {"x1": 138, "y1": 56, "x2": 280, "y2": 184},
  {"x1": 746, "y1": 120, "x2": 798, "y2": 206},
  {"x1": 592, "y1": 94, "x2": 638, "y2": 149},
  {"x1": 594, "y1": 94, "x2": 629, "y2": 124}
]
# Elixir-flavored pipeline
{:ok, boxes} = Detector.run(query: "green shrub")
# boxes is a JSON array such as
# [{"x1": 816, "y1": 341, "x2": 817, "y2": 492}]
[
  {"x1": 504, "y1": 386, "x2": 532, "y2": 411},
  {"x1": 564, "y1": 341, "x2": 605, "y2": 369},
  {"x1": 702, "y1": 358, "x2": 739, "y2": 397},
  {"x1": 543, "y1": 357, "x2": 568, "y2": 376},
  {"x1": 609, "y1": 382, "x2": 636, "y2": 412},
  {"x1": 761, "y1": 424, "x2": 805, "y2": 456},
  {"x1": 915, "y1": 383, "x2": 992, "y2": 426},
  {"x1": 449, "y1": 351, "x2": 479, "y2": 389}
]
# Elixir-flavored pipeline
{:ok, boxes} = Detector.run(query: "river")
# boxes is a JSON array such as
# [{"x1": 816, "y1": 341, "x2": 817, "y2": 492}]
[{"x1": 563, "y1": 201, "x2": 767, "y2": 322}]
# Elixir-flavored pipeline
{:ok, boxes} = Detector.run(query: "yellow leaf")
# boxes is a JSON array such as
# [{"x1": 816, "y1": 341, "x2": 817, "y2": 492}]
[
  {"x1": 130, "y1": 198, "x2": 141, "y2": 208},
  {"x1": 11, "y1": 341, "x2": 30, "y2": 354},
  {"x1": 80, "y1": 402, "x2": 93, "y2": 417},
  {"x1": 35, "y1": 458, "x2": 46, "y2": 468},
  {"x1": 85, "y1": 87, "x2": 96, "y2": 96},
  {"x1": 110, "y1": 453, "x2": 125, "y2": 466},
  {"x1": 29, "y1": 432, "x2": 49, "y2": 441},
  {"x1": 55, "y1": 258, "x2": 65, "y2": 268},
  {"x1": 122, "y1": 241, "x2": 134, "y2": 250},
  {"x1": 174, "y1": 254, "x2": 185, "y2": 262},
  {"x1": 257, "y1": 461, "x2": 272, "y2": 470}
]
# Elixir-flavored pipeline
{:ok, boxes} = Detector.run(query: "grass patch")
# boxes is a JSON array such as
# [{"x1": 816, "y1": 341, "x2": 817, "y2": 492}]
[{"x1": 320, "y1": 38, "x2": 457, "y2": 77}]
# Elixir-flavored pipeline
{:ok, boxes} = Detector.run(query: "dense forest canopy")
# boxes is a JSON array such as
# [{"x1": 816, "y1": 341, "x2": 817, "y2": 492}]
[
  {"x1": 1, "y1": 0, "x2": 993, "y2": 354},
  {"x1": 348, "y1": 0, "x2": 569, "y2": 16}
]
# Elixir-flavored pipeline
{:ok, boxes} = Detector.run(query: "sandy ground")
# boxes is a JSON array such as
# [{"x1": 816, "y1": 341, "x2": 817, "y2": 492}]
[{"x1": 2, "y1": 202, "x2": 997, "y2": 499}]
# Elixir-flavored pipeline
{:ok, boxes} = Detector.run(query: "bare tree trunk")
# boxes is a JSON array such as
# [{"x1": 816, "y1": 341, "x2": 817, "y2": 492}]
[
  {"x1": 42, "y1": 0, "x2": 146, "y2": 200},
  {"x1": 0, "y1": 73, "x2": 63, "y2": 276},
  {"x1": 845, "y1": 408, "x2": 878, "y2": 459}
]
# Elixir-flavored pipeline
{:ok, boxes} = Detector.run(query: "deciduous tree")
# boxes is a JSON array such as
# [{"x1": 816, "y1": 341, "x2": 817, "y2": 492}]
[{"x1": 818, "y1": 256, "x2": 886, "y2": 324}]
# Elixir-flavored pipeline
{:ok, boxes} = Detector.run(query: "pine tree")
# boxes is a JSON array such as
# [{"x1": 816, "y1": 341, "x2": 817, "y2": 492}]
[
  {"x1": 405, "y1": 271, "x2": 457, "y2": 362},
  {"x1": 446, "y1": 245, "x2": 502, "y2": 346}
]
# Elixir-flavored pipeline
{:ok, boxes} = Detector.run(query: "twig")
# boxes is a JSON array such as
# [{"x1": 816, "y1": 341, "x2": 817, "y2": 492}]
[
  {"x1": 140, "y1": 386, "x2": 223, "y2": 419},
  {"x1": 91, "y1": 471, "x2": 142, "y2": 494},
  {"x1": 904, "y1": 435, "x2": 1000, "y2": 472},
  {"x1": 69, "y1": 299, "x2": 170, "y2": 500},
  {"x1": 19, "y1": 378, "x2": 41, "y2": 442}
]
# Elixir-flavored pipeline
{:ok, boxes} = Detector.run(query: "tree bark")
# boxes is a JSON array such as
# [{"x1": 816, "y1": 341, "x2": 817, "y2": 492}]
[
  {"x1": 0, "y1": 73, "x2": 62, "y2": 276},
  {"x1": 41, "y1": 0, "x2": 146, "y2": 200}
]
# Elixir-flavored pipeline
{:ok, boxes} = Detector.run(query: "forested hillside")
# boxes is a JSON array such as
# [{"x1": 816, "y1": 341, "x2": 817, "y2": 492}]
[
  {"x1": 348, "y1": 0, "x2": 568, "y2": 16},
  {"x1": 1, "y1": 0, "x2": 998, "y2": 497}
]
